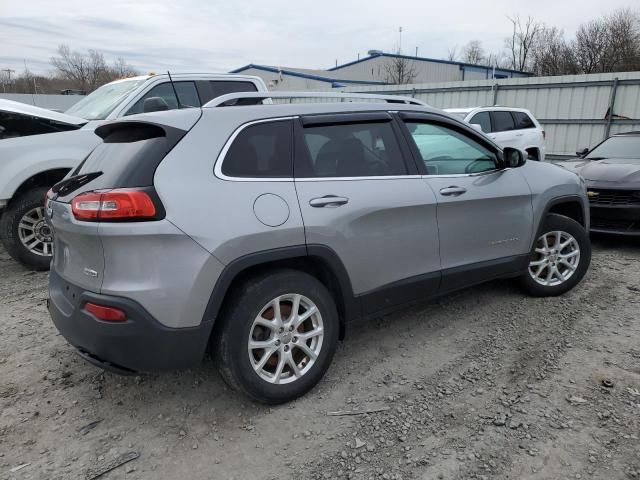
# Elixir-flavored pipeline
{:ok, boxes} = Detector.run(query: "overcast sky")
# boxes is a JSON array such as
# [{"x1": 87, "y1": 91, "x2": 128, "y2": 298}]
[{"x1": 0, "y1": 0, "x2": 637, "y2": 76}]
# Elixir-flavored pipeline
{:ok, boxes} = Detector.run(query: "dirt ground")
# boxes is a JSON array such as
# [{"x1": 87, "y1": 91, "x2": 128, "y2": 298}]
[{"x1": 1, "y1": 236, "x2": 639, "y2": 480}]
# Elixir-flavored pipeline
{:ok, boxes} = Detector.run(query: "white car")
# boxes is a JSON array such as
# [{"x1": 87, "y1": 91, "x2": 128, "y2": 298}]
[
  {"x1": 445, "y1": 107, "x2": 546, "y2": 162},
  {"x1": 0, "y1": 73, "x2": 267, "y2": 269}
]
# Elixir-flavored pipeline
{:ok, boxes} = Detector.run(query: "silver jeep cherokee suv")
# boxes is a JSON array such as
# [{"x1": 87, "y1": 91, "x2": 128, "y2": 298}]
[{"x1": 46, "y1": 92, "x2": 591, "y2": 404}]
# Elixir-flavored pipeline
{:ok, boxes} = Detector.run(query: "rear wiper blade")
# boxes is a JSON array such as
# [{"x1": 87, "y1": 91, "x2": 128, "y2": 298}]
[{"x1": 53, "y1": 172, "x2": 102, "y2": 197}]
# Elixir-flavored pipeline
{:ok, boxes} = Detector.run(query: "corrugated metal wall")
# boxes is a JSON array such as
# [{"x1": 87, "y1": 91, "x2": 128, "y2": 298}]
[
  {"x1": 0, "y1": 93, "x2": 83, "y2": 111},
  {"x1": 328, "y1": 72, "x2": 640, "y2": 156}
]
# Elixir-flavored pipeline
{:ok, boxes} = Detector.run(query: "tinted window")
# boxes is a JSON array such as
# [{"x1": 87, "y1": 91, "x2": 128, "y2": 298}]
[
  {"x1": 405, "y1": 122, "x2": 497, "y2": 175},
  {"x1": 492, "y1": 111, "x2": 515, "y2": 132},
  {"x1": 222, "y1": 120, "x2": 292, "y2": 177},
  {"x1": 125, "y1": 82, "x2": 200, "y2": 115},
  {"x1": 586, "y1": 136, "x2": 640, "y2": 161},
  {"x1": 297, "y1": 122, "x2": 406, "y2": 178},
  {"x1": 469, "y1": 112, "x2": 492, "y2": 133},
  {"x1": 512, "y1": 112, "x2": 535, "y2": 129}
]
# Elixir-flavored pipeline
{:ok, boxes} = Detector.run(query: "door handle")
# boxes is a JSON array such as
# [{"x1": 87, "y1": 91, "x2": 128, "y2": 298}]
[
  {"x1": 309, "y1": 195, "x2": 349, "y2": 208},
  {"x1": 439, "y1": 186, "x2": 467, "y2": 196}
]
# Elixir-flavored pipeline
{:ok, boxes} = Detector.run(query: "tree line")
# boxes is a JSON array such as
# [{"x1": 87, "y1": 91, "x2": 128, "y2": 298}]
[
  {"x1": 1, "y1": 44, "x2": 138, "y2": 94},
  {"x1": 452, "y1": 8, "x2": 640, "y2": 75}
]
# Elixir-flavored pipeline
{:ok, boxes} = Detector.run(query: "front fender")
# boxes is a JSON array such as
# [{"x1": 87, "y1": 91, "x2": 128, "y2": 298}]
[{"x1": 0, "y1": 129, "x2": 100, "y2": 201}]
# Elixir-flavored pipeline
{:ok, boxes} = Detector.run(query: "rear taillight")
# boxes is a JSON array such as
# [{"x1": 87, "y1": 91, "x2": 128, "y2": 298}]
[
  {"x1": 71, "y1": 189, "x2": 157, "y2": 221},
  {"x1": 84, "y1": 302, "x2": 127, "y2": 322}
]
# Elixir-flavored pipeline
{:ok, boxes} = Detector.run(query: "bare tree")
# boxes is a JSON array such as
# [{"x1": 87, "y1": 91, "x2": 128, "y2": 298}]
[
  {"x1": 112, "y1": 57, "x2": 138, "y2": 78},
  {"x1": 383, "y1": 56, "x2": 418, "y2": 84},
  {"x1": 447, "y1": 46, "x2": 459, "y2": 62},
  {"x1": 462, "y1": 40, "x2": 485, "y2": 64},
  {"x1": 51, "y1": 44, "x2": 138, "y2": 92},
  {"x1": 531, "y1": 26, "x2": 577, "y2": 76},
  {"x1": 574, "y1": 19, "x2": 609, "y2": 73},
  {"x1": 507, "y1": 16, "x2": 540, "y2": 71}
]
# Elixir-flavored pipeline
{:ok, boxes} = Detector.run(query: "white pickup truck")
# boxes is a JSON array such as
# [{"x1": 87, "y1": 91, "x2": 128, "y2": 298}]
[{"x1": 0, "y1": 73, "x2": 267, "y2": 269}]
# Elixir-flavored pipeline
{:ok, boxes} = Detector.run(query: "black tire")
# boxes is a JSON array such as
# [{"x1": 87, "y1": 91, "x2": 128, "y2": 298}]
[
  {"x1": 214, "y1": 269, "x2": 339, "y2": 404},
  {"x1": 0, "y1": 187, "x2": 52, "y2": 271},
  {"x1": 520, "y1": 213, "x2": 591, "y2": 297}
]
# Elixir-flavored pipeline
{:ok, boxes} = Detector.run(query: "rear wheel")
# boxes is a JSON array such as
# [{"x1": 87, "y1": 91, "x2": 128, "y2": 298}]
[
  {"x1": 520, "y1": 213, "x2": 591, "y2": 297},
  {"x1": 215, "y1": 269, "x2": 339, "y2": 404},
  {"x1": 0, "y1": 187, "x2": 52, "y2": 271}
]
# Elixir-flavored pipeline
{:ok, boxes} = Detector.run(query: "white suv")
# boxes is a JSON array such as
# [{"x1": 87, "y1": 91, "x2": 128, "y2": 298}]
[
  {"x1": 0, "y1": 73, "x2": 267, "y2": 269},
  {"x1": 445, "y1": 107, "x2": 546, "y2": 162}
]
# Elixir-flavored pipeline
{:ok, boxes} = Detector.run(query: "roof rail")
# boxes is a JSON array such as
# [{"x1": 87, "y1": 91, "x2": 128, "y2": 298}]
[{"x1": 202, "y1": 91, "x2": 429, "y2": 108}]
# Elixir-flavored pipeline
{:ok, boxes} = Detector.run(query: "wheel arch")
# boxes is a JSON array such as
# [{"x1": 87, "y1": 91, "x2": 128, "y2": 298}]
[
  {"x1": 533, "y1": 195, "x2": 588, "y2": 248},
  {"x1": 10, "y1": 168, "x2": 71, "y2": 203},
  {"x1": 202, "y1": 245, "x2": 359, "y2": 344}
]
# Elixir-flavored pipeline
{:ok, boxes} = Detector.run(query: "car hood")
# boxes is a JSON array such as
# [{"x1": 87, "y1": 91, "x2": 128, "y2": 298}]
[
  {"x1": 565, "y1": 158, "x2": 640, "y2": 184},
  {"x1": 0, "y1": 99, "x2": 87, "y2": 126}
]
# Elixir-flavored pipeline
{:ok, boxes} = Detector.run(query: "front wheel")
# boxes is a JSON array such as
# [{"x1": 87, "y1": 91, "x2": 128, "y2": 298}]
[
  {"x1": 215, "y1": 269, "x2": 339, "y2": 404},
  {"x1": 0, "y1": 187, "x2": 52, "y2": 271},
  {"x1": 520, "y1": 213, "x2": 591, "y2": 297}
]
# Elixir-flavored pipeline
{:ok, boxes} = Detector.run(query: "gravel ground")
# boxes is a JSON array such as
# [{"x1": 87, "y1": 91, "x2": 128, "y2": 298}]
[{"x1": 1, "y1": 236, "x2": 639, "y2": 480}]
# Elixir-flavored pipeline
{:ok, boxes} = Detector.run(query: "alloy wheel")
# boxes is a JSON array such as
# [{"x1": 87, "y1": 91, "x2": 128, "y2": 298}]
[
  {"x1": 248, "y1": 294, "x2": 324, "y2": 384},
  {"x1": 17, "y1": 207, "x2": 53, "y2": 257},
  {"x1": 528, "y1": 230, "x2": 580, "y2": 287}
]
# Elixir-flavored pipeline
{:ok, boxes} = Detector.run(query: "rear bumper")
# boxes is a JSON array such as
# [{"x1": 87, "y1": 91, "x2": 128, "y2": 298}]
[{"x1": 48, "y1": 270, "x2": 212, "y2": 373}]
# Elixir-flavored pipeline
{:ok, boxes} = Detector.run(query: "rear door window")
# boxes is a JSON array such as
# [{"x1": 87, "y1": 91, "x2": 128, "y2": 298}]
[
  {"x1": 296, "y1": 121, "x2": 407, "y2": 178},
  {"x1": 468, "y1": 111, "x2": 492, "y2": 133},
  {"x1": 221, "y1": 120, "x2": 292, "y2": 178},
  {"x1": 512, "y1": 111, "x2": 535, "y2": 129},
  {"x1": 491, "y1": 111, "x2": 516, "y2": 132},
  {"x1": 125, "y1": 81, "x2": 200, "y2": 115}
]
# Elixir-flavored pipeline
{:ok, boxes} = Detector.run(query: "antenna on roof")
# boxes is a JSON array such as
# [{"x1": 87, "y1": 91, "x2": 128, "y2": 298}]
[{"x1": 167, "y1": 71, "x2": 182, "y2": 109}]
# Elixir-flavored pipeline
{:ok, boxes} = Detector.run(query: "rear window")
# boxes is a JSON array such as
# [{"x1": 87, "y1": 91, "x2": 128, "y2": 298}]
[
  {"x1": 221, "y1": 120, "x2": 292, "y2": 178},
  {"x1": 55, "y1": 123, "x2": 184, "y2": 200},
  {"x1": 512, "y1": 112, "x2": 535, "y2": 129},
  {"x1": 492, "y1": 111, "x2": 515, "y2": 132},
  {"x1": 296, "y1": 122, "x2": 407, "y2": 178}
]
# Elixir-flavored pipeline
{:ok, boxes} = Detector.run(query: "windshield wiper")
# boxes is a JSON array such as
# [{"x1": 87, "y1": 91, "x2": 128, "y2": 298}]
[
  {"x1": 585, "y1": 156, "x2": 606, "y2": 160},
  {"x1": 53, "y1": 172, "x2": 103, "y2": 197}
]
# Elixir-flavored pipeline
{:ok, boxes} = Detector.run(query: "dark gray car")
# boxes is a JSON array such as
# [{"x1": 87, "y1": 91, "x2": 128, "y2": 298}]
[
  {"x1": 562, "y1": 131, "x2": 640, "y2": 235},
  {"x1": 45, "y1": 92, "x2": 592, "y2": 404}
]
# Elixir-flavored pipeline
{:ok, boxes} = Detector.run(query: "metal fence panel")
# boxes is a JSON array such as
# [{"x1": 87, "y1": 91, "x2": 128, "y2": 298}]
[{"x1": 324, "y1": 72, "x2": 640, "y2": 156}]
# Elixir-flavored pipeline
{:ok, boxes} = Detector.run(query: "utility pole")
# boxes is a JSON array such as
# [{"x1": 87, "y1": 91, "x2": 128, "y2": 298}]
[
  {"x1": 1, "y1": 68, "x2": 15, "y2": 93},
  {"x1": 398, "y1": 26, "x2": 403, "y2": 54}
]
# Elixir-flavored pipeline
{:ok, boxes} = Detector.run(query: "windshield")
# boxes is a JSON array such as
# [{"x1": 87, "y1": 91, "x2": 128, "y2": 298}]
[
  {"x1": 586, "y1": 135, "x2": 640, "y2": 161},
  {"x1": 65, "y1": 78, "x2": 147, "y2": 120}
]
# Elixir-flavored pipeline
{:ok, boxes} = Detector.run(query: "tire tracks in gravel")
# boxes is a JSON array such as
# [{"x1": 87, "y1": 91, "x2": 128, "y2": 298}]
[{"x1": 302, "y1": 259, "x2": 619, "y2": 480}]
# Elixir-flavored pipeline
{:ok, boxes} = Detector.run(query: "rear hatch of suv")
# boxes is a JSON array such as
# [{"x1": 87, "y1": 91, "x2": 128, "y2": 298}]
[{"x1": 46, "y1": 109, "x2": 201, "y2": 292}]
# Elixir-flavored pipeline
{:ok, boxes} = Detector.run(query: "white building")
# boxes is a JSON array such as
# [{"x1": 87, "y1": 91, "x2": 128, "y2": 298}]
[{"x1": 231, "y1": 51, "x2": 530, "y2": 90}]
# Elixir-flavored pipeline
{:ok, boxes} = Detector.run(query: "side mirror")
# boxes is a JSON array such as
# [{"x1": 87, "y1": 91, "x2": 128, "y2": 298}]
[
  {"x1": 143, "y1": 97, "x2": 169, "y2": 113},
  {"x1": 503, "y1": 147, "x2": 526, "y2": 168},
  {"x1": 470, "y1": 123, "x2": 484, "y2": 133},
  {"x1": 576, "y1": 147, "x2": 589, "y2": 157}
]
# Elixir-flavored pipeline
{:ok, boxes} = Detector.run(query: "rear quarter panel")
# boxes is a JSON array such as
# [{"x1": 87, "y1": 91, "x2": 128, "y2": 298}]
[{"x1": 153, "y1": 109, "x2": 306, "y2": 264}]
